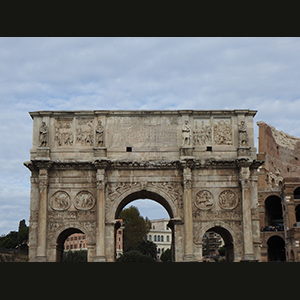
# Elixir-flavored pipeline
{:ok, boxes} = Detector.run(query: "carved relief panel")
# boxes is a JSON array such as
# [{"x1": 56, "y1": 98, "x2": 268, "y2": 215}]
[
  {"x1": 76, "y1": 118, "x2": 94, "y2": 146},
  {"x1": 54, "y1": 119, "x2": 74, "y2": 147},
  {"x1": 191, "y1": 117, "x2": 233, "y2": 147},
  {"x1": 193, "y1": 119, "x2": 212, "y2": 146},
  {"x1": 193, "y1": 188, "x2": 241, "y2": 223},
  {"x1": 213, "y1": 118, "x2": 233, "y2": 145},
  {"x1": 194, "y1": 190, "x2": 214, "y2": 210},
  {"x1": 218, "y1": 190, "x2": 239, "y2": 210},
  {"x1": 74, "y1": 191, "x2": 95, "y2": 210},
  {"x1": 50, "y1": 191, "x2": 71, "y2": 211},
  {"x1": 49, "y1": 189, "x2": 96, "y2": 211}
]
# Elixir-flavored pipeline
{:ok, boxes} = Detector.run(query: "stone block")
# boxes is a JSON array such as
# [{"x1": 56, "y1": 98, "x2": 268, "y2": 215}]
[
  {"x1": 94, "y1": 147, "x2": 107, "y2": 158},
  {"x1": 36, "y1": 147, "x2": 50, "y2": 159}
]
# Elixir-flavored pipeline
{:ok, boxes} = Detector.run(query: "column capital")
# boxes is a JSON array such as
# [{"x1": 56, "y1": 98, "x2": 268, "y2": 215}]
[{"x1": 93, "y1": 159, "x2": 110, "y2": 170}]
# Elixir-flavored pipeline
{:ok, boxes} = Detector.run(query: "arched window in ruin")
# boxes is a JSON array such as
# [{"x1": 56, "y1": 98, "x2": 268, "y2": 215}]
[
  {"x1": 267, "y1": 235, "x2": 286, "y2": 262},
  {"x1": 265, "y1": 196, "x2": 283, "y2": 227},
  {"x1": 294, "y1": 187, "x2": 300, "y2": 199},
  {"x1": 295, "y1": 204, "x2": 300, "y2": 223}
]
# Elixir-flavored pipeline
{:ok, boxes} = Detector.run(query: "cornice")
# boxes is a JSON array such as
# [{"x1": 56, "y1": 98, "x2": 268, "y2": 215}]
[{"x1": 24, "y1": 157, "x2": 264, "y2": 172}]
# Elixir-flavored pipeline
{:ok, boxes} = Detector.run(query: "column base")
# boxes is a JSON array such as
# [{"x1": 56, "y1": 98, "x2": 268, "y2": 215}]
[
  {"x1": 93, "y1": 256, "x2": 107, "y2": 262},
  {"x1": 241, "y1": 254, "x2": 257, "y2": 262},
  {"x1": 183, "y1": 254, "x2": 197, "y2": 262},
  {"x1": 34, "y1": 256, "x2": 47, "y2": 262}
]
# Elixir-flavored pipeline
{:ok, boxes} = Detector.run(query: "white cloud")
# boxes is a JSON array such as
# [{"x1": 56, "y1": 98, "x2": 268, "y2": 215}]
[{"x1": 1, "y1": 37, "x2": 300, "y2": 234}]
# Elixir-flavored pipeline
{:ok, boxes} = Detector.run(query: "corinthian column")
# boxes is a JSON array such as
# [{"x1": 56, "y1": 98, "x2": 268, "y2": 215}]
[
  {"x1": 36, "y1": 166, "x2": 49, "y2": 261},
  {"x1": 183, "y1": 166, "x2": 196, "y2": 261},
  {"x1": 94, "y1": 168, "x2": 107, "y2": 262},
  {"x1": 239, "y1": 164, "x2": 255, "y2": 261}
]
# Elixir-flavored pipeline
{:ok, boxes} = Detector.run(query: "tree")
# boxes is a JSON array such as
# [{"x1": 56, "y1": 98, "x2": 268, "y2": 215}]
[
  {"x1": 135, "y1": 239, "x2": 157, "y2": 260},
  {"x1": 119, "y1": 206, "x2": 151, "y2": 251},
  {"x1": 18, "y1": 219, "x2": 29, "y2": 245},
  {"x1": 0, "y1": 219, "x2": 29, "y2": 251},
  {"x1": 116, "y1": 250, "x2": 154, "y2": 262},
  {"x1": 203, "y1": 236, "x2": 210, "y2": 256},
  {"x1": 160, "y1": 248, "x2": 172, "y2": 262},
  {"x1": 63, "y1": 250, "x2": 87, "y2": 262}
]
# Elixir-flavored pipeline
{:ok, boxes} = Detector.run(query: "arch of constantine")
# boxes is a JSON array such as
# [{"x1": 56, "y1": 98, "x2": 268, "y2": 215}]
[{"x1": 24, "y1": 109, "x2": 263, "y2": 262}]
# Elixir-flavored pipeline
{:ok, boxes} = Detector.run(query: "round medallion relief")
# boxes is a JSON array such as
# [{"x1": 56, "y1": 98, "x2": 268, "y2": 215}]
[
  {"x1": 74, "y1": 191, "x2": 95, "y2": 210},
  {"x1": 194, "y1": 190, "x2": 214, "y2": 210},
  {"x1": 218, "y1": 190, "x2": 238, "y2": 210},
  {"x1": 50, "y1": 191, "x2": 71, "y2": 211}
]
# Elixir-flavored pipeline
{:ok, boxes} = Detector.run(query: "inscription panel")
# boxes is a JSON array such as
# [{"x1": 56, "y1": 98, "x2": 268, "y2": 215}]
[{"x1": 106, "y1": 116, "x2": 179, "y2": 149}]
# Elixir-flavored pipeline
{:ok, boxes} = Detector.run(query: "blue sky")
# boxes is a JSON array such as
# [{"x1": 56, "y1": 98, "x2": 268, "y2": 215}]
[{"x1": 1, "y1": 37, "x2": 300, "y2": 235}]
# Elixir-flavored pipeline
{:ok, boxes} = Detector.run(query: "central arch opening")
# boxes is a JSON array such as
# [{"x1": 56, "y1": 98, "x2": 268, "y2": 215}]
[
  {"x1": 115, "y1": 190, "x2": 174, "y2": 219},
  {"x1": 114, "y1": 190, "x2": 174, "y2": 262}
]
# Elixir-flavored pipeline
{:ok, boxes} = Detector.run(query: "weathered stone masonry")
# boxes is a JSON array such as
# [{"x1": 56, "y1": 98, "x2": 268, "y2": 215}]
[{"x1": 24, "y1": 110, "x2": 263, "y2": 262}]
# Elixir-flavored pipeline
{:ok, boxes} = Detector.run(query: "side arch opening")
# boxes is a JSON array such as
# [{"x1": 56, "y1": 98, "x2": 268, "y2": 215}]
[
  {"x1": 56, "y1": 227, "x2": 87, "y2": 262},
  {"x1": 202, "y1": 226, "x2": 234, "y2": 262}
]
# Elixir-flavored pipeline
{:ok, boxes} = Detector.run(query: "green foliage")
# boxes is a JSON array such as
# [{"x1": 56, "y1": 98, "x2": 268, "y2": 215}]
[
  {"x1": 0, "y1": 231, "x2": 18, "y2": 249},
  {"x1": 0, "y1": 219, "x2": 29, "y2": 251},
  {"x1": 116, "y1": 250, "x2": 154, "y2": 262},
  {"x1": 117, "y1": 206, "x2": 156, "y2": 262},
  {"x1": 160, "y1": 248, "x2": 172, "y2": 262},
  {"x1": 135, "y1": 239, "x2": 157, "y2": 260},
  {"x1": 63, "y1": 250, "x2": 87, "y2": 262},
  {"x1": 119, "y1": 206, "x2": 151, "y2": 251},
  {"x1": 18, "y1": 219, "x2": 29, "y2": 245},
  {"x1": 218, "y1": 246, "x2": 225, "y2": 256},
  {"x1": 202, "y1": 236, "x2": 210, "y2": 256}
]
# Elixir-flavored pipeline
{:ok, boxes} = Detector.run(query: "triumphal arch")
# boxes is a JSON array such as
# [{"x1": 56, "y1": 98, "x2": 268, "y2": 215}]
[{"x1": 24, "y1": 109, "x2": 262, "y2": 262}]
